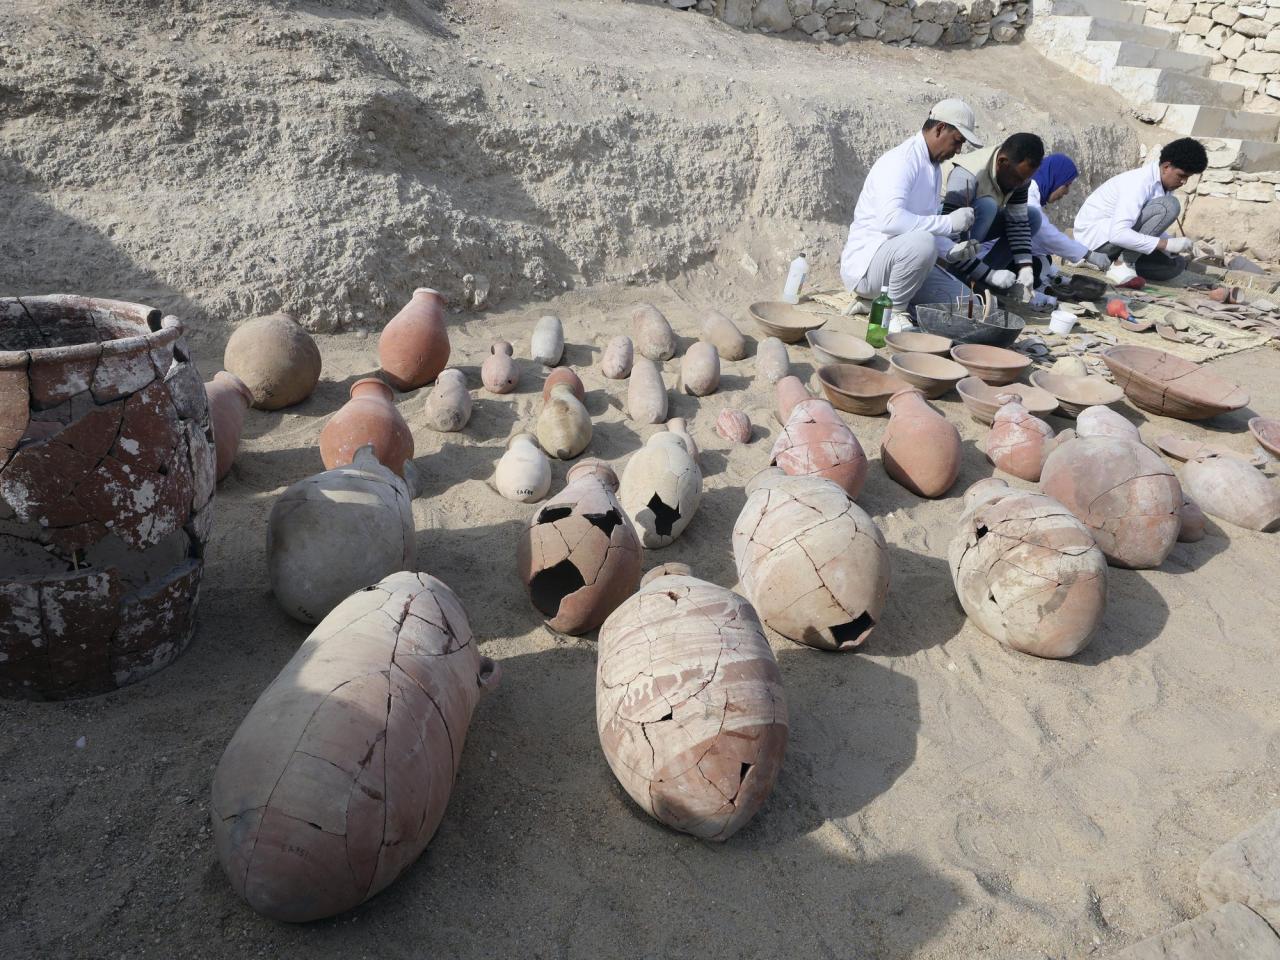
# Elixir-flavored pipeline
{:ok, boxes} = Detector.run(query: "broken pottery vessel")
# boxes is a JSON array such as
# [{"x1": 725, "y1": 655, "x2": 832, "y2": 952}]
[
  {"x1": 881, "y1": 388, "x2": 962, "y2": 498},
  {"x1": 641, "y1": 562, "x2": 693, "y2": 586},
  {"x1": 223, "y1": 311, "x2": 322, "y2": 410},
  {"x1": 600, "y1": 335, "x2": 634, "y2": 379},
  {"x1": 774, "y1": 375, "x2": 811, "y2": 424},
  {"x1": 596, "y1": 573, "x2": 787, "y2": 841},
  {"x1": 701, "y1": 309, "x2": 748, "y2": 361},
  {"x1": 267, "y1": 446, "x2": 416, "y2": 624},
  {"x1": 481, "y1": 340, "x2": 518, "y2": 394},
  {"x1": 531, "y1": 314, "x2": 565, "y2": 367},
  {"x1": 542, "y1": 366, "x2": 585, "y2": 403},
  {"x1": 1181, "y1": 454, "x2": 1280, "y2": 532},
  {"x1": 733, "y1": 470, "x2": 890, "y2": 650},
  {"x1": 536, "y1": 383, "x2": 592, "y2": 460},
  {"x1": 680, "y1": 341, "x2": 720, "y2": 396},
  {"x1": 948, "y1": 478, "x2": 1107, "y2": 659},
  {"x1": 619, "y1": 432, "x2": 703, "y2": 548},
  {"x1": 716, "y1": 408, "x2": 752, "y2": 444},
  {"x1": 666, "y1": 417, "x2": 699, "y2": 463},
  {"x1": 627, "y1": 357, "x2": 668, "y2": 424},
  {"x1": 205, "y1": 370, "x2": 254, "y2": 482},
  {"x1": 493, "y1": 433, "x2": 551, "y2": 503},
  {"x1": 423, "y1": 368, "x2": 472, "y2": 433},
  {"x1": 211, "y1": 572, "x2": 498, "y2": 922},
  {"x1": 1041, "y1": 434, "x2": 1181, "y2": 568},
  {"x1": 516, "y1": 459, "x2": 643, "y2": 635},
  {"x1": 1076, "y1": 404, "x2": 1141, "y2": 443},
  {"x1": 632, "y1": 303, "x2": 676, "y2": 361},
  {"x1": 984, "y1": 394, "x2": 1055, "y2": 482},
  {"x1": 1178, "y1": 495, "x2": 1206, "y2": 542},
  {"x1": 378, "y1": 288, "x2": 451, "y2": 391},
  {"x1": 770, "y1": 397, "x2": 868, "y2": 499},
  {"x1": 756, "y1": 336, "x2": 790, "y2": 383},
  {"x1": 319, "y1": 377, "x2": 414, "y2": 477}
]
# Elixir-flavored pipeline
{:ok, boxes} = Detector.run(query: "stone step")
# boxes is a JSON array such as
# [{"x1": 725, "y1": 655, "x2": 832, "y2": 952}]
[
  {"x1": 1198, "y1": 136, "x2": 1280, "y2": 173},
  {"x1": 1110, "y1": 65, "x2": 1246, "y2": 110},
  {"x1": 1111, "y1": 42, "x2": 1212, "y2": 75},
  {"x1": 1041, "y1": 0, "x2": 1147, "y2": 24},
  {"x1": 1085, "y1": 16, "x2": 1179, "y2": 50},
  {"x1": 1162, "y1": 104, "x2": 1280, "y2": 143}
]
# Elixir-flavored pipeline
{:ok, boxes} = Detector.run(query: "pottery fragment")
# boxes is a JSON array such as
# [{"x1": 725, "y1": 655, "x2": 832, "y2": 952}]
[{"x1": 716, "y1": 408, "x2": 752, "y2": 444}]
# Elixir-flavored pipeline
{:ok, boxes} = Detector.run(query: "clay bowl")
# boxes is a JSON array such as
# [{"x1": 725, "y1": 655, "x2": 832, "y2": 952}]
[
  {"x1": 885, "y1": 331, "x2": 952, "y2": 357},
  {"x1": 1249, "y1": 417, "x2": 1280, "y2": 458},
  {"x1": 749, "y1": 302, "x2": 829, "y2": 344},
  {"x1": 956, "y1": 377, "x2": 1059, "y2": 425},
  {"x1": 1029, "y1": 371, "x2": 1126, "y2": 418},
  {"x1": 805, "y1": 329, "x2": 875, "y2": 366},
  {"x1": 1101, "y1": 345, "x2": 1249, "y2": 420},
  {"x1": 949, "y1": 343, "x2": 1033, "y2": 386},
  {"x1": 816, "y1": 363, "x2": 910, "y2": 416},
  {"x1": 887, "y1": 352, "x2": 968, "y2": 400}
]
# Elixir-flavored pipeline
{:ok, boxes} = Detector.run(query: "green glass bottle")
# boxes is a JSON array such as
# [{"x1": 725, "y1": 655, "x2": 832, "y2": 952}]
[{"x1": 866, "y1": 286, "x2": 891, "y2": 349}]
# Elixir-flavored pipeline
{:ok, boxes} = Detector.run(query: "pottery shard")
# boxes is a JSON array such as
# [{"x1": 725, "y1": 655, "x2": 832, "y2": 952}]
[
  {"x1": 619, "y1": 432, "x2": 703, "y2": 549},
  {"x1": 531, "y1": 314, "x2": 565, "y2": 367},
  {"x1": 600, "y1": 336, "x2": 634, "y2": 379},
  {"x1": 701, "y1": 309, "x2": 747, "y2": 361},
  {"x1": 716, "y1": 408, "x2": 752, "y2": 444},
  {"x1": 732, "y1": 470, "x2": 890, "y2": 650},
  {"x1": 1178, "y1": 495, "x2": 1207, "y2": 542},
  {"x1": 596, "y1": 574, "x2": 787, "y2": 841},
  {"x1": 516, "y1": 459, "x2": 643, "y2": 635},
  {"x1": 985, "y1": 395, "x2": 1055, "y2": 482},
  {"x1": 1198, "y1": 809, "x2": 1280, "y2": 930},
  {"x1": 756, "y1": 336, "x2": 789, "y2": 383},
  {"x1": 632, "y1": 303, "x2": 676, "y2": 361},
  {"x1": 626, "y1": 357, "x2": 668, "y2": 424},
  {"x1": 536, "y1": 383, "x2": 592, "y2": 460},
  {"x1": 481, "y1": 340, "x2": 518, "y2": 394},
  {"x1": 680, "y1": 341, "x2": 720, "y2": 396},
  {"x1": 423, "y1": 368, "x2": 472, "y2": 432},
  {"x1": 1182, "y1": 455, "x2": 1280, "y2": 532},
  {"x1": 211, "y1": 572, "x2": 499, "y2": 922},
  {"x1": 948, "y1": 479, "x2": 1107, "y2": 659},
  {"x1": 1076, "y1": 404, "x2": 1141, "y2": 442},
  {"x1": 1041, "y1": 435, "x2": 1181, "y2": 569},
  {"x1": 1110, "y1": 902, "x2": 1280, "y2": 960},
  {"x1": 770, "y1": 398, "x2": 868, "y2": 499}
]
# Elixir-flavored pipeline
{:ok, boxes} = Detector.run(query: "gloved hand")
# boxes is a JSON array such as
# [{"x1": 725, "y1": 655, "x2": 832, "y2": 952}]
[
  {"x1": 945, "y1": 239, "x2": 981, "y2": 263},
  {"x1": 1017, "y1": 266, "x2": 1035, "y2": 290},
  {"x1": 987, "y1": 269, "x2": 1017, "y2": 290},
  {"x1": 947, "y1": 207, "x2": 976, "y2": 234},
  {"x1": 1165, "y1": 236, "x2": 1194, "y2": 255},
  {"x1": 1084, "y1": 250, "x2": 1112, "y2": 271}
]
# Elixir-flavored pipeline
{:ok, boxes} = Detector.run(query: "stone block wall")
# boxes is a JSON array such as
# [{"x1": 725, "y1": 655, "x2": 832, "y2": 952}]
[
  {"x1": 674, "y1": 0, "x2": 1029, "y2": 47},
  {"x1": 1194, "y1": 138, "x2": 1280, "y2": 201}
]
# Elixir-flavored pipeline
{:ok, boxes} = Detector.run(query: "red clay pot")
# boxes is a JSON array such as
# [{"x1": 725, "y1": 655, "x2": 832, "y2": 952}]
[
  {"x1": 319, "y1": 378, "x2": 414, "y2": 476},
  {"x1": 378, "y1": 288, "x2": 450, "y2": 391},
  {"x1": 205, "y1": 371, "x2": 254, "y2": 482},
  {"x1": 881, "y1": 389, "x2": 961, "y2": 498}
]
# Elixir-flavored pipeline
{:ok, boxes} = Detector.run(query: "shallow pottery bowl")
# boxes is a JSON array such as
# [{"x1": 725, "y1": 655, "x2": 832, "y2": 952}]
[
  {"x1": 950, "y1": 343, "x2": 1033, "y2": 386},
  {"x1": 749, "y1": 302, "x2": 829, "y2": 344},
  {"x1": 885, "y1": 331, "x2": 952, "y2": 357},
  {"x1": 1249, "y1": 417, "x2": 1280, "y2": 457},
  {"x1": 1030, "y1": 371, "x2": 1126, "y2": 418},
  {"x1": 805, "y1": 329, "x2": 875, "y2": 365},
  {"x1": 1101, "y1": 345, "x2": 1249, "y2": 420},
  {"x1": 887, "y1": 352, "x2": 969, "y2": 400},
  {"x1": 956, "y1": 377, "x2": 1059, "y2": 425},
  {"x1": 817, "y1": 363, "x2": 910, "y2": 416}
]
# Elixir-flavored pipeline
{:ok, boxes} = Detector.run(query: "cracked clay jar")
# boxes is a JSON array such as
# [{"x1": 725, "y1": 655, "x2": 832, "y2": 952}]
[{"x1": 0, "y1": 295, "x2": 216, "y2": 700}]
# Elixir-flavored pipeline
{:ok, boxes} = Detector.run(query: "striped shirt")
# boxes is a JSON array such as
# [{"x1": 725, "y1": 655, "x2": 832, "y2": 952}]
[{"x1": 940, "y1": 146, "x2": 1033, "y2": 282}]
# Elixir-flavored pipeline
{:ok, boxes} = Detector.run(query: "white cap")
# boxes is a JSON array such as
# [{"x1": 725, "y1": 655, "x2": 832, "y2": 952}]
[{"x1": 927, "y1": 99, "x2": 983, "y2": 148}]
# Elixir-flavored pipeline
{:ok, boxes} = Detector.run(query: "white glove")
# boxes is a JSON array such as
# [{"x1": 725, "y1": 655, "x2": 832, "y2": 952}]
[
  {"x1": 945, "y1": 240, "x2": 981, "y2": 263},
  {"x1": 987, "y1": 269, "x2": 1017, "y2": 290},
  {"x1": 1017, "y1": 266, "x2": 1035, "y2": 289},
  {"x1": 947, "y1": 207, "x2": 976, "y2": 234},
  {"x1": 1165, "y1": 236, "x2": 1194, "y2": 255},
  {"x1": 1084, "y1": 250, "x2": 1112, "y2": 271}
]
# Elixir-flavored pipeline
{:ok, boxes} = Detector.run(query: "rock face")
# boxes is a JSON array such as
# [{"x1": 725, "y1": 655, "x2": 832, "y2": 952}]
[
  {"x1": 205, "y1": 370, "x2": 254, "y2": 482},
  {"x1": 536, "y1": 382, "x2": 592, "y2": 460},
  {"x1": 881, "y1": 388, "x2": 962, "y2": 498},
  {"x1": 422, "y1": 368, "x2": 471, "y2": 432},
  {"x1": 985, "y1": 394, "x2": 1054, "y2": 482},
  {"x1": 267, "y1": 446, "x2": 416, "y2": 624},
  {"x1": 1110, "y1": 902, "x2": 1280, "y2": 959},
  {"x1": 493, "y1": 433, "x2": 551, "y2": 503},
  {"x1": 948, "y1": 479, "x2": 1107, "y2": 659},
  {"x1": 0, "y1": 296, "x2": 216, "y2": 700},
  {"x1": 619, "y1": 432, "x2": 703, "y2": 548},
  {"x1": 1042, "y1": 434, "x2": 1182, "y2": 569},
  {"x1": 770, "y1": 397, "x2": 868, "y2": 499},
  {"x1": 224, "y1": 312, "x2": 322, "y2": 410},
  {"x1": 516, "y1": 460, "x2": 643, "y2": 635},
  {"x1": 531, "y1": 314, "x2": 565, "y2": 367},
  {"x1": 600, "y1": 335, "x2": 634, "y2": 379},
  {"x1": 627, "y1": 356, "x2": 668, "y2": 424},
  {"x1": 596, "y1": 573, "x2": 787, "y2": 841},
  {"x1": 1198, "y1": 809, "x2": 1280, "y2": 931},
  {"x1": 378, "y1": 288, "x2": 451, "y2": 391},
  {"x1": 1181, "y1": 455, "x2": 1280, "y2": 532},
  {"x1": 319, "y1": 377, "x2": 414, "y2": 477},
  {"x1": 210, "y1": 572, "x2": 499, "y2": 923},
  {"x1": 733, "y1": 470, "x2": 889, "y2": 650},
  {"x1": 632, "y1": 303, "x2": 676, "y2": 361}
]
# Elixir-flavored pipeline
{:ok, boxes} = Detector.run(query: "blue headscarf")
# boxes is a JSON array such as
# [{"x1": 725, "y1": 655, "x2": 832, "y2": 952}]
[{"x1": 1032, "y1": 154, "x2": 1079, "y2": 202}]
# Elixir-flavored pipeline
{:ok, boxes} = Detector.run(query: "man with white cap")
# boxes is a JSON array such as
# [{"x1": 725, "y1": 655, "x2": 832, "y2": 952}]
[{"x1": 839, "y1": 99, "x2": 981, "y2": 319}]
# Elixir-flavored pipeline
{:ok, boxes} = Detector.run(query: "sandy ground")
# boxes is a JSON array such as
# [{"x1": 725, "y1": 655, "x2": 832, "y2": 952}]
[{"x1": 3, "y1": 275, "x2": 1280, "y2": 959}]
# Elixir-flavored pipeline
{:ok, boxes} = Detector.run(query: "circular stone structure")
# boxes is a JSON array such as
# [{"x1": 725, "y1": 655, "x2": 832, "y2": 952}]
[{"x1": 0, "y1": 295, "x2": 216, "y2": 700}]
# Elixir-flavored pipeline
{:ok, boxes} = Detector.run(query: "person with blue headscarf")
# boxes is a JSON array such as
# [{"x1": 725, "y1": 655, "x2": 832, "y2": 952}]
[{"x1": 1028, "y1": 154, "x2": 1108, "y2": 273}]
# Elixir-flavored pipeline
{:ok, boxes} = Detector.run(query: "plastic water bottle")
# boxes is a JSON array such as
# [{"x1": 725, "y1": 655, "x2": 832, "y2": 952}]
[
  {"x1": 781, "y1": 254, "x2": 808, "y2": 304},
  {"x1": 865, "y1": 286, "x2": 891, "y2": 348}
]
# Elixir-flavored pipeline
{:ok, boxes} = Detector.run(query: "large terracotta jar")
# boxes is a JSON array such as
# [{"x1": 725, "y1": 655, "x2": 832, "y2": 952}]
[
  {"x1": 205, "y1": 370, "x2": 254, "y2": 482},
  {"x1": 211, "y1": 571, "x2": 499, "y2": 922},
  {"x1": 984, "y1": 394, "x2": 1055, "y2": 482},
  {"x1": 597, "y1": 572, "x2": 787, "y2": 841},
  {"x1": 319, "y1": 377, "x2": 414, "y2": 477},
  {"x1": 378, "y1": 288, "x2": 450, "y2": 391},
  {"x1": 0, "y1": 295, "x2": 216, "y2": 700},
  {"x1": 881, "y1": 388, "x2": 962, "y2": 499},
  {"x1": 770, "y1": 397, "x2": 868, "y2": 499}
]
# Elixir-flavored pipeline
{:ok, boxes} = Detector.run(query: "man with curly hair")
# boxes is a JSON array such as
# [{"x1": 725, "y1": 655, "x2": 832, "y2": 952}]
[{"x1": 1073, "y1": 137, "x2": 1208, "y2": 283}]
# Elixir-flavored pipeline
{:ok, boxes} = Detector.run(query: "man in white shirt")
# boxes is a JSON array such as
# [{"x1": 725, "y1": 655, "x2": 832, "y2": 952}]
[
  {"x1": 840, "y1": 99, "x2": 980, "y2": 317},
  {"x1": 1073, "y1": 137, "x2": 1207, "y2": 283}
]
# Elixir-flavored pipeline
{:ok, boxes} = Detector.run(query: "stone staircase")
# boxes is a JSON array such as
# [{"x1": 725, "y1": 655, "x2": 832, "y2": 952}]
[{"x1": 1027, "y1": 0, "x2": 1280, "y2": 172}]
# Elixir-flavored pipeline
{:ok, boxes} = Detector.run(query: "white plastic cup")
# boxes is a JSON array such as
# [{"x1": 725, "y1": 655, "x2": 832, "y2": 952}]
[{"x1": 1049, "y1": 310, "x2": 1077, "y2": 335}]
